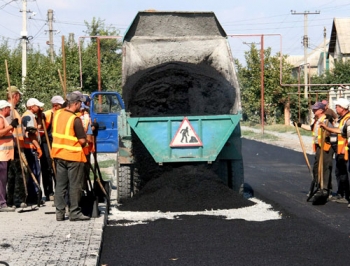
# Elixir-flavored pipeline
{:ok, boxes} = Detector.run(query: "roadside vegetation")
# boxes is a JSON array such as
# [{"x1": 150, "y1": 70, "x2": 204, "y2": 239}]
[
  {"x1": 1, "y1": 18, "x2": 349, "y2": 125},
  {"x1": 0, "y1": 18, "x2": 122, "y2": 110}
]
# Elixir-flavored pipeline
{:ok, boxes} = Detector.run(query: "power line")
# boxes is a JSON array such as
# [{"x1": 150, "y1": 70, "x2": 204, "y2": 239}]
[{"x1": 0, "y1": 0, "x2": 16, "y2": 9}]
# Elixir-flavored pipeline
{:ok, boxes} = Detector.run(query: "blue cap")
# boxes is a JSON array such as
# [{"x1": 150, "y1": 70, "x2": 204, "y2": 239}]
[{"x1": 311, "y1": 102, "x2": 325, "y2": 111}]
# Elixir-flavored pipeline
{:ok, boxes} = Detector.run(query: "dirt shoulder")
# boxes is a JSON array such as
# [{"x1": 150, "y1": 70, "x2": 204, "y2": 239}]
[{"x1": 241, "y1": 126, "x2": 314, "y2": 155}]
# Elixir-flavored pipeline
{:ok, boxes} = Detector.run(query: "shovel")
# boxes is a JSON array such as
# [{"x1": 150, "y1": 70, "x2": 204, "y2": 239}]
[
  {"x1": 312, "y1": 126, "x2": 329, "y2": 205},
  {"x1": 294, "y1": 122, "x2": 318, "y2": 201},
  {"x1": 294, "y1": 122, "x2": 313, "y2": 179}
]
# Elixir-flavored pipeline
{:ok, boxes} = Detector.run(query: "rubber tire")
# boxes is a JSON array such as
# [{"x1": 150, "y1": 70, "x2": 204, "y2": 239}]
[
  {"x1": 117, "y1": 165, "x2": 132, "y2": 203},
  {"x1": 132, "y1": 168, "x2": 140, "y2": 197},
  {"x1": 229, "y1": 159, "x2": 244, "y2": 193}
]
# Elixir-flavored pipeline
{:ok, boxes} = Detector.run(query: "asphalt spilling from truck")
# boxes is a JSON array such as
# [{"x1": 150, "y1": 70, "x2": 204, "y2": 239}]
[
  {"x1": 118, "y1": 62, "x2": 253, "y2": 212},
  {"x1": 118, "y1": 165, "x2": 254, "y2": 212}
]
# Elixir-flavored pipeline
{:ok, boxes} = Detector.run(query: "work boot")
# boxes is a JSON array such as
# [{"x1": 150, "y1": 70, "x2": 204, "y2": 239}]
[
  {"x1": 0, "y1": 205, "x2": 16, "y2": 212},
  {"x1": 69, "y1": 213, "x2": 90, "y2": 221},
  {"x1": 56, "y1": 210, "x2": 65, "y2": 221},
  {"x1": 336, "y1": 198, "x2": 349, "y2": 204},
  {"x1": 329, "y1": 194, "x2": 341, "y2": 202}
]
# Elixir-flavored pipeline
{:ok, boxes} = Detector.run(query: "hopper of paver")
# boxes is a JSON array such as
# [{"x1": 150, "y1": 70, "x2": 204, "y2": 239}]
[{"x1": 99, "y1": 11, "x2": 244, "y2": 202}]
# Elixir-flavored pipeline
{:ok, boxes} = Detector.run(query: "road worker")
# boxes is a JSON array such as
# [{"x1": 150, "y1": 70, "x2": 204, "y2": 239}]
[
  {"x1": 22, "y1": 98, "x2": 44, "y2": 205},
  {"x1": 5, "y1": 86, "x2": 27, "y2": 208},
  {"x1": 320, "y1": 98, "x2": 350, "y2": 208},
  {"x1": 52, "y1": 91, "x2": 90, "y2": 221},
  {"x1": 295, "y1": 102, "x2": 334, "y2": 204},
  {"x1": 40, "y1": 95, "x2": 65, "y2": 201},
  {"x1": 0, "y1": 100, "x2": 18, "y2": 212}
]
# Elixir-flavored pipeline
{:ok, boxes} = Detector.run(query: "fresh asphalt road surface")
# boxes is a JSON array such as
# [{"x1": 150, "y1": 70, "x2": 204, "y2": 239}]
[{"x1": 100, "y1": 139, "x2": 350, "y2": 266}]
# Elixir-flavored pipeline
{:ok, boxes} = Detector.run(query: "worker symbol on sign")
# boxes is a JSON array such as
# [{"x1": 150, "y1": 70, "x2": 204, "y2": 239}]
[
  {"x1": 170, "y1": 117, "x2": 203, "y2": 147},
  {"x1": 180, "y1": 127, "x2": 189, "y2": 143}
]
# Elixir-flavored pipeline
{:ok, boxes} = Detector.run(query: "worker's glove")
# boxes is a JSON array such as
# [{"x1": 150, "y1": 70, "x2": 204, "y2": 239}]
[
  {"x1": 10, "y1": 118, "x2": 19, "y2": 128},
  {"x1": 291, "y1": 120, "x2": 302, "y2": 127},
  {"x1": 25, "y1": 126, "x2": 37, "y2": 134}
]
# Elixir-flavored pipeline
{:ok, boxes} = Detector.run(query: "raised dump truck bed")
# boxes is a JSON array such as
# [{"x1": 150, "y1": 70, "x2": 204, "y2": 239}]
[{"x1": 91, "y1": 11, "x2": 244, "y2": 203}]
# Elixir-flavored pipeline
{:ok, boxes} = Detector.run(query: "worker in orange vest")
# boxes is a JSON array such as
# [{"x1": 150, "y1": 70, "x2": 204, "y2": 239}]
[
  {"x1": 21, "y1": 98, "x2": 44, "y2": 205},
  {"x1": 0, "y1": 100, "x2": 18, "y2": 212},
  {"x1": 5, "y1": 86, "x2": 27, "y2": 208},
  {"x1": 320, "y1": 98, "x2": 350, "y2": 208},
  {"x1": 40, "y1": 95, "x2": 65, "y2": 202},
  {"x1": 51, "y1": 91, "x2": 90, "y2": 221},
  {"x1": 295, "y1": 102, "x2": 334, "y2": 204}
]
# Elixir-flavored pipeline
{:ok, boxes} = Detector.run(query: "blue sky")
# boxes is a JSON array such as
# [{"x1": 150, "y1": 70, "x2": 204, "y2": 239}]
[{"x1": 1, "y1": 0, "x2": 350, "y2": 64}]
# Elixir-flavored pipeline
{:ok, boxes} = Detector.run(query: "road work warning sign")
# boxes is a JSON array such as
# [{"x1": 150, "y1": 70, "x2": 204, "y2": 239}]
[{"x1": 170, "y1": 117, "x2": 203, "y2": 147}]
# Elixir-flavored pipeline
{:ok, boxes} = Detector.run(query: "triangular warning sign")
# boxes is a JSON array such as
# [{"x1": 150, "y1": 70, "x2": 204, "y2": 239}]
[{"x1": 170, "y1": 117, "x2": 203, "y2": 147}]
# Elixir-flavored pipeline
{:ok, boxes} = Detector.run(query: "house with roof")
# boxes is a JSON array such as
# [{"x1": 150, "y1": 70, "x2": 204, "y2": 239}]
[
  {"x1": 328, "y1": 18, "x2": 350, "y2": 69},
  {"x1": 287, "y1": 40, "x2": 328, "y2": 79}
]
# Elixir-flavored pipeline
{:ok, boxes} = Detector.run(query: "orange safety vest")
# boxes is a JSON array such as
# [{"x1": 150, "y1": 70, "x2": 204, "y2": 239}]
[
  {"x1": 51, "y1": 109, "x2": 87, "y2": 163},
  {"x1": 0, "y1": 114, "x2": 14, "y2": 161},
  {"x1": 312, "y1": 115, "x2": 331, "y2": 152},
  {"x1": 22, "y1": 110, "x2": 39, "y2": 149},
  {"x1": 43, "y1": 110, "x2": 53, "y2": 129},
  {"x1": 11, "y1": 107, "x2": 24, "y2": 148},
  {"x1": 337, "y1": 112, "x2": 350, "y2": 160}
]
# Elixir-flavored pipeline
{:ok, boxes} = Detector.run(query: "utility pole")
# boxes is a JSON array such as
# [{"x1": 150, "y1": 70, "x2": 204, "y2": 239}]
[
  {"x1": 47, "y1": 9, "x2": 55, "y2": 62},
  {"x1": 260, "y1": 35, "x2": 265, "y2": 133},
  {"x1": 20, "y1": 0, "x2": 28, "y2": 87},
  {"x1": 68, "y1": 33, "x2": 75, "y2": 49},
  {"x1": 291, "y1": 10, "x2": 320, "y2": 99}
]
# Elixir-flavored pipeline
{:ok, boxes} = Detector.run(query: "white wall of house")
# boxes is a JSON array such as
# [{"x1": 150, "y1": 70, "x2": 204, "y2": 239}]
[{"x1": 328, "y1": 88, "x2": 350, "y2": 110}]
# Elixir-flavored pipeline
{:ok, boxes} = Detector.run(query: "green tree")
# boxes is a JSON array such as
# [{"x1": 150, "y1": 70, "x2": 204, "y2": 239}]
[
  {"x1": 83, "y1": 17, "x2": 123, "y2": 93},
  {"x1": 235, "y1": 45, "x2": 298, "y2": 124},
  {"x1": 311, "y1": 59, "x2": 350, "y2": 90},
  {"x1": 0, "y1": 16, "x2": 123, "y2": 110}
]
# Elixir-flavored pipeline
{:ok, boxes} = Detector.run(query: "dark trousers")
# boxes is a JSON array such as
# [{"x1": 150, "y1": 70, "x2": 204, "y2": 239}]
[
  {"x1": 40, "y1": 142, "x2": 54, "y2": 198},
  {"x1": 335, "y1": 154, "x2": 350, "y2": 200},
  {"x1": 313, "y1": 146, "x2": 334, "y2": 190},
  {"x1": 54, "y1": 159, "x2": 85, "y2": 218},
  {"x1": 0, "y1": 161, "x2": 9, "y2": 207},
  {"x1": 24, "y1": 148, "x2": 41, "y2": 203},
  {"x1": 7, "y1": 155, "x2": 26, "y2": 206}
]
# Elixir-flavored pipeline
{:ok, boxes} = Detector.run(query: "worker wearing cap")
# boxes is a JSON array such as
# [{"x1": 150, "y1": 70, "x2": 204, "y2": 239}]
[
  {"x1": 22, "y1": 98, "x2": 44, "y2": 204},
  {"x1": 51, "y1": 91, "x2": 90, "y2": 221},
  {"x1": 296, "y1": 102, "x2": 334, "y2": 203},
  {"x1": 0, "y1": 100, "x2": 19, "y2": 212},
  {"x1": 5, "y1": 86, "x2": 27, "y2": 208},
  {"x1": 40, "y1": 95, "x2": 65, "y2": 202},
  {"x1": 320, "y1": 98, "x2": 350, "y2": 207}
]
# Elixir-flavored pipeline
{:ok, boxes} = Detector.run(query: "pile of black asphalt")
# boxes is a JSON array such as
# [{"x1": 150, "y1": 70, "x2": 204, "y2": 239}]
[{"x1": 118, "y1": 165, "x2": 254, "y2": 212}]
